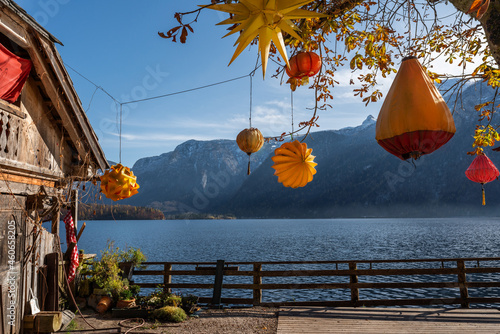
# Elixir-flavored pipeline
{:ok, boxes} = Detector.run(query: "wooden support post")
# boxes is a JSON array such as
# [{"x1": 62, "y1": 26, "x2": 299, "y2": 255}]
[
  {"x1": 212, "y1": 260, "x2": 225, "y2": 306},
  {"x1": 164, "y1": 263, "x2": 172, "y2": 294},
  {"x1": 253, "y1": 264, "x2": 262, "y2": 306},
  {"x1": 457, "y1": 260, "x2": 469, "y2": 308},
  {"x1": 349, "y1": 262, "x2": 359, "y2": 306},
  {"x1": 0, "y1": 285, "x2": 5, "y2": 334},
  {"x1": 51, "y1": 199, "x2": 60, "y2": 236},
  {"x1": 45, "y1": 253, "x2": 59, "y2": 311},
  {"x1": 70, "y1": 189, "x2": 78, "y2": 235}
]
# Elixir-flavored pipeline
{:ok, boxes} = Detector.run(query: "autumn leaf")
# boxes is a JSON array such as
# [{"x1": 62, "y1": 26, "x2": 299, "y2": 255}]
[
  {"x1": 467, "y1": 0, "x2": 484, "y2": 14},
  {"x1": 477, "y1": 0, "x2": 490, "y2": 19},
  {"x1": 180, "y1": 27, "x2": 188, "y2": 43},
  {"x1": 467, "y1": 0, "x2": 490, "y2": 19}
]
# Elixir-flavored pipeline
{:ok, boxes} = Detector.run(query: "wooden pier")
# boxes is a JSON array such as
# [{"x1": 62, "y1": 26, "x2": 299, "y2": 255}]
[
  {"x1": 133, "y1": 257, "x2": 500, "y2": 308},
  {"x1": 277, "y1": 307, "x2": 500, "y2": 333}
]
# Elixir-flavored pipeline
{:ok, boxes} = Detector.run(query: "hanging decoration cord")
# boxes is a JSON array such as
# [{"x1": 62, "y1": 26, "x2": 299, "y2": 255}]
[
  {"x1": 119, "y1": 103, "x2": 123, "y2": 164},
  {"x1": 249, "y1": 73, "x2": 253, "y2": 128},
  {"x1": 65, "y1": 62, "x2": 262, "y2": 163},
  {"x1": 407, "y1": 0, "x2": 412, "y2": 54},
  {"x1": 291, "y1": 90, "x2": 294, "y2": 140}
]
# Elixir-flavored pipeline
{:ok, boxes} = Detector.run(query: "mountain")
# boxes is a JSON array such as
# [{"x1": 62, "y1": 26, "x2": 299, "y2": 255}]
[
  {"x1": 118, "y1": 139, "x2": 274, "y2": 215},
  {"x1": 118, "y1": 81, "x2": 500, "y2": 218}
]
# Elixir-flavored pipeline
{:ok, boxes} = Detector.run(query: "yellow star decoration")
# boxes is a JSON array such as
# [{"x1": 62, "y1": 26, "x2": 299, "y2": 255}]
[{"x1": 204, "y1": 0, "x2": 325, "y2": 78}]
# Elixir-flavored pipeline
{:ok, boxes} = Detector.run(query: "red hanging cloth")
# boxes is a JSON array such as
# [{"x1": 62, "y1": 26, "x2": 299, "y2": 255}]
[
  {"x1": 0, "y1": 43, "x2": 32, "y2": 103},
  {"x1": 63, "y1": 211, "x2": 79, "y2": 283}
]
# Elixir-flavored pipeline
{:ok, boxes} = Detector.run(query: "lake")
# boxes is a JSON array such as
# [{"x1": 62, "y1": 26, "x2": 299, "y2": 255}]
[
  {"x1": 49, "y1": 217, "x2": 500, "y2": 305},
  {"x1": 62, "y1": 217, "x2": 500, "y2": 262}
]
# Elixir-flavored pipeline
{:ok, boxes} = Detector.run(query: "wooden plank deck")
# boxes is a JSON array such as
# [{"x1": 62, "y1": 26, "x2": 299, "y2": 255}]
[{"x1": 277, "y1": 307, "x2": 500, "y2": 333}]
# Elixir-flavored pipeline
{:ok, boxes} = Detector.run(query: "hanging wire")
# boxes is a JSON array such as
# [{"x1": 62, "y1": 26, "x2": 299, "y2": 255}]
[
  {"x1": 85, "y1": 86, "x2": 99, "y2": 113},
  {"x1": 249, "y1": 73, "x2": 253, "y2": 128},
  {"x1": 121, "y1": 75, "x2": 249, "y2": 105},
  {"x1": 291, "y1": 90, "x2": 294, "y2": 140},
  {"x1": 64, "y1": 62, "x2": 263, "y2": 164},
  {"x1": 119, "y1": 104, "x2": 123, "y2": 164},
  {"x1": 407, "y1": 0, "x2": 412, "y2": 55}
]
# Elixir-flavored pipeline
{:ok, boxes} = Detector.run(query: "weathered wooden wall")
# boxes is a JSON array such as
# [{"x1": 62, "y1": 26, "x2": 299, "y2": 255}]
[
  {"x1": 0, "y1": 76, "x2": 75, "y2": 182},
  {"x1": 0, "y1": 193, "x2": 58, "y2": 334},
  {"x1": 0, "y1": 194, "x2": 25, "y2": 334}
]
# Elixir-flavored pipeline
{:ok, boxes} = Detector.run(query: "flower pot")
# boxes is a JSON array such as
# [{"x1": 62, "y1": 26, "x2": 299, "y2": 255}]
[
  {"x1": 96, "y1": 296, "x2": 112, "y2": 314},
  {"x1": 116, "y1": 298, "x2": 136, "y2": 309}
]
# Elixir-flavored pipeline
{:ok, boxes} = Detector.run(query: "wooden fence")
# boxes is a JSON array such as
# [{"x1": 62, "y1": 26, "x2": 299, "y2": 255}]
[{"x1": 133, "y1": 257, "x2": 500, "y2": 308}]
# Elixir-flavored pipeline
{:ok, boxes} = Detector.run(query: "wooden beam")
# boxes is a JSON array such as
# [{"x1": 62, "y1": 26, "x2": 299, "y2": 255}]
[
  {"x1": 0, "y1": 171, "x2": 55, "y2": 188},
  {"x1": 0, "y1": 99, "x2": 26, "y2": 118},
  {"x1": 37, "y1": 37, "x2": 108, "y2": 171},
  {"x1": 76, "y1": 222, "x2": 85, "y2": 242},
  {"x1": 0, "y1": 154, "x2": 64, "y2": 180},
  {"x1": 51, "y1": 205, "x2": 60, "y2": 236},
  {"x1": 70, "y1": 189, "x2": 78, "y2": 233},
  {"x1": 0, "y1": 10, "x2": 29, "y2": 48}
]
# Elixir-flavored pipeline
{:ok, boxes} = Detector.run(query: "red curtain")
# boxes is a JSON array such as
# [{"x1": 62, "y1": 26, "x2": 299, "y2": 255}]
[{"x1": 0, "y1": 43, "x2": 32, "y2": 103}]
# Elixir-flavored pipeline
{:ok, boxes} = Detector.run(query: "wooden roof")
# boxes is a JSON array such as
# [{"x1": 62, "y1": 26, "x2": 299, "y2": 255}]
[{"x1": 0, "y1": 0, "x2": 109, "y2": 174}]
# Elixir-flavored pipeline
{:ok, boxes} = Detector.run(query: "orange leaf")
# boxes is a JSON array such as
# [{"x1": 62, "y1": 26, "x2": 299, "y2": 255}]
[
  {"x1": 467, "y1": 0, "x2": 483, "y2": 14},
  {"x1": 477, "y1": 0, "x2": 490, "y2": 19}
]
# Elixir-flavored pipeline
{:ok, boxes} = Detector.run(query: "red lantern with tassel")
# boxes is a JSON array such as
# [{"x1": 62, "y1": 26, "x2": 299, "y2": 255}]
[{"x1": 465, "y1": 153, "x2": 499, "y2": 205}]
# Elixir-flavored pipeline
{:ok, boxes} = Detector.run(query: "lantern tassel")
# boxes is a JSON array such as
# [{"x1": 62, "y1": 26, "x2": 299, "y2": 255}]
[
  {"x1": 482, "y1": 184, "x2": 486, "y2": 206},
  {"x1": 247, "y1": 155, "x2": 251, "y2": 175}
]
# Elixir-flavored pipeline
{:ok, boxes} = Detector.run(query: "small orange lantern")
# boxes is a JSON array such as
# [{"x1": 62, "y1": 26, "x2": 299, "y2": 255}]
[
  {"x1": 100, "y1": 164, "x2": 140, "y2": 201},
  {"x1": 271, "y1": 140, "x2": 317, "y2": 188},
  {"x1": 236, "y1": 128, "x2": 264, "y2": 175},
  {"x1": 286, "y1": 51, "x2": 322, "y2": 91}
]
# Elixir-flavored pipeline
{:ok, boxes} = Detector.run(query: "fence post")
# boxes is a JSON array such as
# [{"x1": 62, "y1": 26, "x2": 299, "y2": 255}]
[
  {"x1": 253, "y1": 263, "x2": 262, "y2": 306},
  {"x1": 164, "y1": 263, "x2": 172, "y2": 294},
  {"x1": 457, "y1": 260, "x2": 469, "y2": 308},
  {"x1": 212, "y1": 260, "x2": 225, "y2": 306},
  {"x1": 349, "y1": 262, "x2": 359, "y2": 306}
]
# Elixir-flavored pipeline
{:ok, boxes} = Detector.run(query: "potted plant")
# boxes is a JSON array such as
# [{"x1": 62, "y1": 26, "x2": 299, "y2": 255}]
[
  {"x1": 118, "y1": 247, "x2": 147, "y2": 281},
  {"x1": 82, "y1": 241, "x2": 147, "y2": 313},
  {"x1": 116, "y1": 285, "x2": 139, "y2": 309}
]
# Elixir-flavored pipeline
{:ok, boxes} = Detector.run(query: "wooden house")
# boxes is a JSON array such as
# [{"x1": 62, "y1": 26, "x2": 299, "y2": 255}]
[{"x1": 0, "y1": 1, "x2": 108, "y2": 332}]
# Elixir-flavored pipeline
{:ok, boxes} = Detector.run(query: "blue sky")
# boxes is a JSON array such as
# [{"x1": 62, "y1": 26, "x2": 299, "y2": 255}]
[{"x1": 16, "y1": 1, "x2": 461, "y2": 167}]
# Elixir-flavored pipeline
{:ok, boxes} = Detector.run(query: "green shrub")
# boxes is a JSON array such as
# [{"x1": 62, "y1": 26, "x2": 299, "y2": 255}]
[
  {"x1": 152, "y1": 306, "x2": 187, "y2": 323},
  {"x1": 165, "y1": 295, "x2": 182, "y2": 307}
]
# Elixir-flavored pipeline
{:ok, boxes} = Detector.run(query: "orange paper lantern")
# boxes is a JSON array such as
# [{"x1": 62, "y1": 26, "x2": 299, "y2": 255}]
[
  {"x1": 271, "y1": 140, "x2": 317, "y2": 188},
  {"x1": 375, "y1": 56, "x2": 456, "y2": 160},
  {"x1": 100, "y1": 164, "x2": 140, "y2": 201},
  {"x1": 236, "y1": 128, "x2": 264, "y2": 175},
  {"x1": 286, "y1": 51, "x2": 322, "y2": 91}
]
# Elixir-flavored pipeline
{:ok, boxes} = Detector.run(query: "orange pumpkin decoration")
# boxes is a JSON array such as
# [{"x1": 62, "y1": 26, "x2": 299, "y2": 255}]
[
  {"x1": 286, "y1": 51, "x2": 322, "y2": 91},
  {"x1": 376, "y1": 56, "x2": 456, "y2": 160},
  {"x1": 236, "y1": 128, "x2": 264, "y2": 175},
  {"x1": 271, "y1": 140, "x2": 317, "y2": 188},
  {"x1": 100, "y1": 164, "x2": 140, "y2": 201}
]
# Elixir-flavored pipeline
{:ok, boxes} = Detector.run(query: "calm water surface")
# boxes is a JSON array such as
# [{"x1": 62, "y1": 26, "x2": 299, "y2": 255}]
[
  {"x1": 69, "y1": 218, "x2": 500, "y2": 262},
  {"x1": 55, "y1": 218, "x2": 500, "y2": 304}
]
